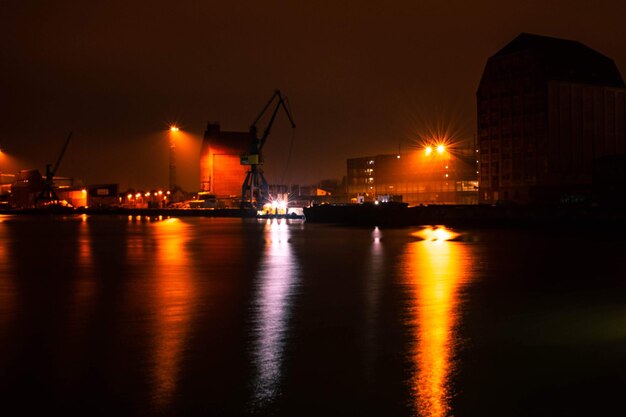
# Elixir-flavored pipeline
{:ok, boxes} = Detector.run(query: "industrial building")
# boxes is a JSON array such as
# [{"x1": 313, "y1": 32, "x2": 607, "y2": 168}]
[
  {"x1": 347, "y1": 146, "x2": 478, "y2": 206},
  {"x1": 8, "y1": 169, "x2": 118, "y2": 209},
  {"x1": 200, "y1": 122, "x2": 251, "y2": 203},
  {"x1": 477, "y1": 33, "x2": 626, "y2": 204},
  {"x1": 87, "y1": 184, "x2": 119, "y2": 208},
  {"x1": 200, "y1": 91, "x2": 295, "y2": 209},
  {"x1": 10, "y1": 170, "x2": 44, "y2": 208}
]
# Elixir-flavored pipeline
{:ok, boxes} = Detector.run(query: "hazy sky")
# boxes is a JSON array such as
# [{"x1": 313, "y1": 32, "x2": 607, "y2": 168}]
[{"x1": 2, "y1": 0, "x2": 625, "y2": 191}]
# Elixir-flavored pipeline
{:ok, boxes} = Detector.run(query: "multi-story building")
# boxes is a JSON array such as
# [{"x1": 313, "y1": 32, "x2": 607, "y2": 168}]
[
  {"x1": 347, "y1": 146, "x2": 478, "y2": 205},
  {"x1": 477, "y1": 33, "x2": 626, "y2": 204}
]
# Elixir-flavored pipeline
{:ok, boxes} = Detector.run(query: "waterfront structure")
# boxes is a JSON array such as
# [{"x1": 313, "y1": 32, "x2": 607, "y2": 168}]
[
  {"x1": 86, "y1": 184, "x2": 119, "y2": 208},
  {"x1": 0, "y1": 173, "x2": 14, "y2": 199},
  {"x1": 9, "y1": 169, "x2": 93, "y2": 208},
  {"x1": 10, "y1": 169, "x2": 44, "y2": 208},
  {"x1": 347, "y1": 147, "x2": 478, "y2": 206},
  {"x1": 55, "y1": 187, "x2": 87, "y2": 208},
  {"x1": 200, "y1": 122, "x2": 250, "y2": 200},
  {"x1": 477, "y1": 33, "x2": 626, "y2": 204}
]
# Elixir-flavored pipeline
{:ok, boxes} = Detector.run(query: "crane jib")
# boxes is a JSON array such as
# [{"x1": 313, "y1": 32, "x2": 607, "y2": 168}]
[{"x1": 240, "y1": 90, "x2": 296, "y2": 209}]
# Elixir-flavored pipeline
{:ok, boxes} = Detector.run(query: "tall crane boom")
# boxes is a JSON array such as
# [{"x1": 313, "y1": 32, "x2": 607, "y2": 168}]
[
  {"x1": 252, "y1": 90, "x2": 296, "y2": 151},
  {"x1": 50, "y1": 131, "x2": 73, "y2": 180},
  {"x1": 241, "y1": 90, "x2": 296, "y2": 208},
  {"x1": 35, "y1": 131, "x2": 73, "y2": 207}
]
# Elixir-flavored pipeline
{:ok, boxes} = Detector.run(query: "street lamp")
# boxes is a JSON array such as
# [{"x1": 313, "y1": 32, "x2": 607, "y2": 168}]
[
  {"x1": 424, "y1": 144, "x2": 446, "y2": 157},
  {"x1": 169, "y1": 126, "x2": 179, "y2": 192}
]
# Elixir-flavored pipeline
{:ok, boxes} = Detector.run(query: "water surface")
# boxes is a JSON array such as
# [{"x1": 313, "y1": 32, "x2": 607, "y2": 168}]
[{"x1": 1, "y1": 215, "x2": 625, "y2": 416}]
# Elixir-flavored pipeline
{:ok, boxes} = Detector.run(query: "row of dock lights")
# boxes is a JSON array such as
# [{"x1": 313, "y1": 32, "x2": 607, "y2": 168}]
[
  {"x1": 126, "y1": 190, "x2": 170, "y2": 199},
  {"x1": 124, "y1": 190, "x2": 171, "y2": 208}
]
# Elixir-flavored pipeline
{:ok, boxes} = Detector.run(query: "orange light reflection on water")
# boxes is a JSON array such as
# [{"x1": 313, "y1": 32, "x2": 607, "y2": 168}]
[
  {"x1": 149, "y1": 218, "x2": 194, "y2": 408},
  {"x1": 67, "y1": 216, "x2": 96, "y2": 331},
  {"x1": 403, "y1": 226, "x2": 472, "y2": 417}
]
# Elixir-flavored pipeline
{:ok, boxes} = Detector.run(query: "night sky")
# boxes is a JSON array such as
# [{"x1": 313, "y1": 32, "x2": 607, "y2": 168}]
[{"x1": 2, "y1": 0, "x2": 625, "y2": 191}]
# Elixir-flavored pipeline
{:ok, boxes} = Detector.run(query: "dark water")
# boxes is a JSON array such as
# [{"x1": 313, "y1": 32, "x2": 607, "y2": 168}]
[{"x1": 1, "y1": 215, "x2": 626, "y2": 416}]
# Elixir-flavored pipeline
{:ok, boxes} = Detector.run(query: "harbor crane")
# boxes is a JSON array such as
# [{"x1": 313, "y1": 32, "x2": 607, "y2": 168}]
[
  {"x1": 240, "y1": 90, "x2": 296, "y2": 208},
  {"x1": 34, "y1": 131, "x2": 73, "y2": 207}
]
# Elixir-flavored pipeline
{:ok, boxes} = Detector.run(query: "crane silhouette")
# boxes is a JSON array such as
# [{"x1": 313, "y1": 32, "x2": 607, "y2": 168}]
[
  {"x1": 240, "y1": 90, "x2": 295, "y2": 208},
  {"x1": 34, "y1": 131, "x2": 73, "y2": 207}
]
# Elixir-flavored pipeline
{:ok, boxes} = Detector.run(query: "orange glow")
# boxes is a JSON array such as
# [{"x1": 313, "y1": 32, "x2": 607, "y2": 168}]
[
  {"x1": 59, "y1": 189, "x2": 87, "y2": 208},
  {"x1": 402, "y1": 226, "x2": 472, "y2": 417},
  {"x1": 169, "y1": 126, "x2": 179, "y2": 132},
  {"x1": 66, "y1": 216, "x2": 96, "y2": 335},
  {"x1": 414, "y1": 226, "x2": 459, "y2": 242},
  {"x1": 200, "y1": 124, "x2": 252, "y2": 194},
  {"x1": 149, "y1": 218, "x2": 194, "y2": 408},
  {"x1": 425, "y1": 146, "x2": 433, "y2": 156}
]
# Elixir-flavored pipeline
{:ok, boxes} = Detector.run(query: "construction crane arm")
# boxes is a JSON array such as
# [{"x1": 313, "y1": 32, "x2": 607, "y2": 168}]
[
  {"x1": 252, "y1": 91, "x2": 281, "y2": 128},
  {"x1": 50, "y1": 131, "x2": 73, "y2": 179},
  {"x1": 240, "y1": 90, "x2": 295, "y2": 208},
  {"x1": 252, "y1": 90, "x2": 296, "y2": 151}
]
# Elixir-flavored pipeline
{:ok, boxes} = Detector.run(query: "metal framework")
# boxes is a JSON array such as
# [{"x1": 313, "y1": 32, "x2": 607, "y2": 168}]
[
  {"x1": 241, "y1": 90, "x2": 295, "y2": 208},
  {"x1": 34, "y1": 131, "x2": 73, "y2": 207}
]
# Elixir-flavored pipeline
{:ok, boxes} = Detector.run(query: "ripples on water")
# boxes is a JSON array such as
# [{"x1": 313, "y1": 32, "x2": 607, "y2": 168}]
[{"x1": 1, "y1": 215, "x2": 626, "y2": 416}]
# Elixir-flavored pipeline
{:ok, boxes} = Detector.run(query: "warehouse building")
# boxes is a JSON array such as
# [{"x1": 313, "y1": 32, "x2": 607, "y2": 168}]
[
  {"x1": 200, "y1": 122, "x2": 251, "y2": 202},
  {"x1": 477, "y1": 33, "x2": 626, "y2": 204}
]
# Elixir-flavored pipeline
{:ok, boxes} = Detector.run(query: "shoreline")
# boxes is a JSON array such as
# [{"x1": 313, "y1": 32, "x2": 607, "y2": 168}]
[
  {"x1": 2, "y1": 204, "x2": 626, "y2": 230},
  {"x1": 302, "y1": 203, "x2": 626, "y2": 229},
  {"x1": 0, "y1": 206, "x2": 305, "y2": 220}
]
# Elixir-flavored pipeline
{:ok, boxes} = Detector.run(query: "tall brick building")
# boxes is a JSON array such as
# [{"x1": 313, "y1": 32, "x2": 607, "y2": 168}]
[{"x1": 477, "y1": 33, "x2": 626, "y2": 204}]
